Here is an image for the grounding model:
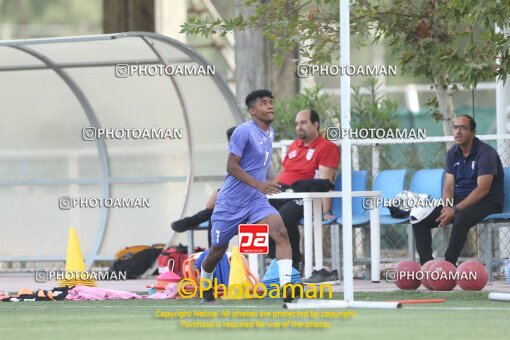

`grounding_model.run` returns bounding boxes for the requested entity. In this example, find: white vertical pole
[340,0,354,302]
[372,144,380,180]
[248,254,259,280]
[69,156,79,243]
[303,198,314,278]
[495,24,510,258]
[495,24,510,166]
[369,205,381,282]
[352,145,359,170]
[313,198,323,269]
[281,144,288,162]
